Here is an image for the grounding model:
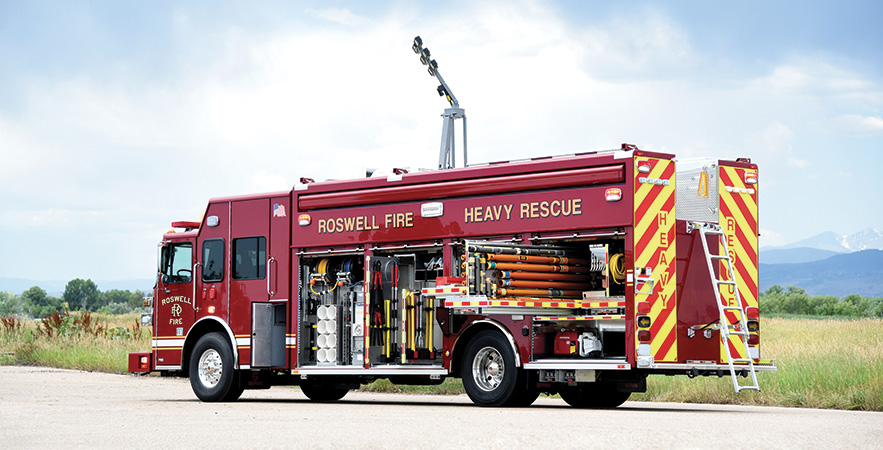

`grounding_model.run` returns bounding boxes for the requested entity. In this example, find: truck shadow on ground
[166,397,739,413]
